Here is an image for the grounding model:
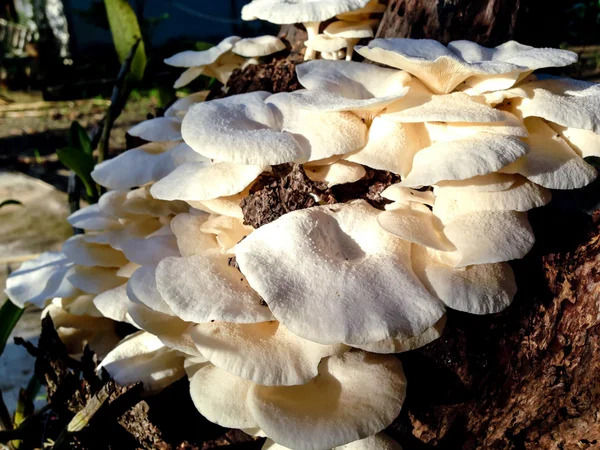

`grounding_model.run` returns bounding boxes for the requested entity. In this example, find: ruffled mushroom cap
[247,351,406,449]
[356,39,577,94]
[5,252,77,308]
[293,60,411,117]
[412,246,516,315]
[150,161,267,202]
[199,214,253,253]
[241,0,371,23]
[304,34,348,53]
[236,200,445,345]
[154,213,274,324]
[164,36,241,88]
[91,142,210,191]
[191,320,348,386]
[127,117,182,142]
[233,35,286,57]
[181,91,367,165]
[499,118,597,190]
[305,160,366,186]
[62,235,128,268]
[353,316,446,354]
[399,133,529,188]
[98,331,186,391]
[324,20,377,60]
